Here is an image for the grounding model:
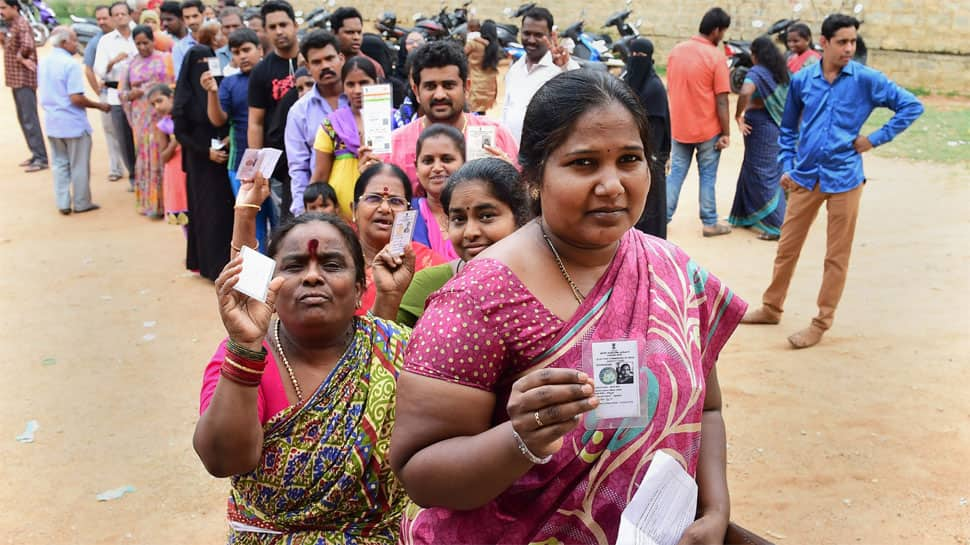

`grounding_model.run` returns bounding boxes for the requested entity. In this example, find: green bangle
[226,338,267,362]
